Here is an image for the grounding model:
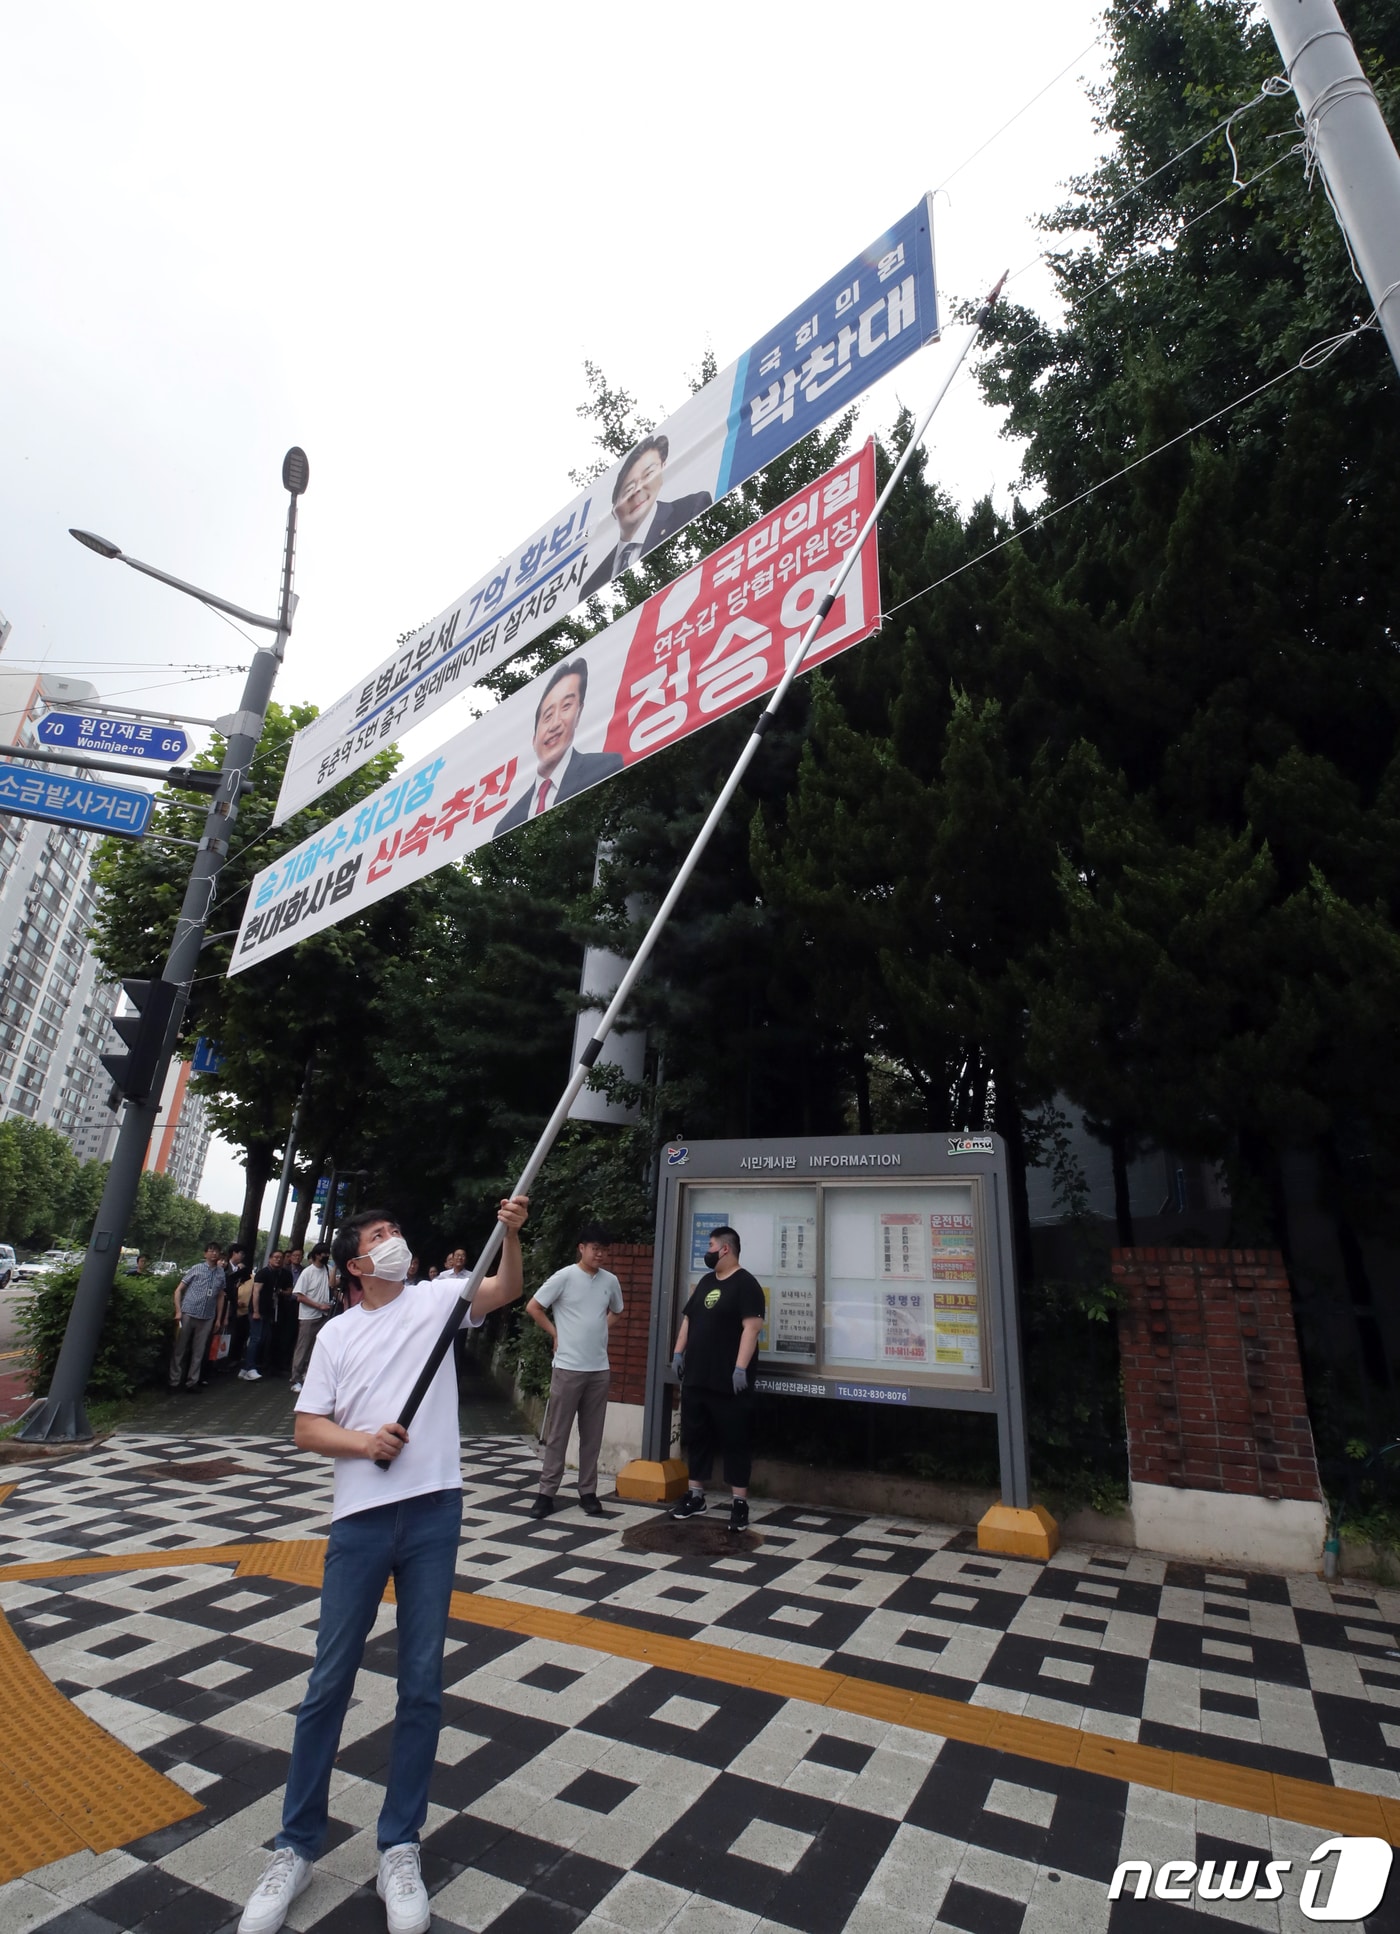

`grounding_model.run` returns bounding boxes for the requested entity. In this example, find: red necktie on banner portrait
[533,780,552,817]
